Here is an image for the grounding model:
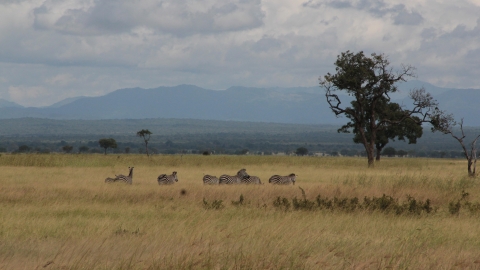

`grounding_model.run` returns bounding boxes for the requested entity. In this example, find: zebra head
[289,173,296,185]
[128,167,134,177]
[172,171,178,182]
[237,168,249,178]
